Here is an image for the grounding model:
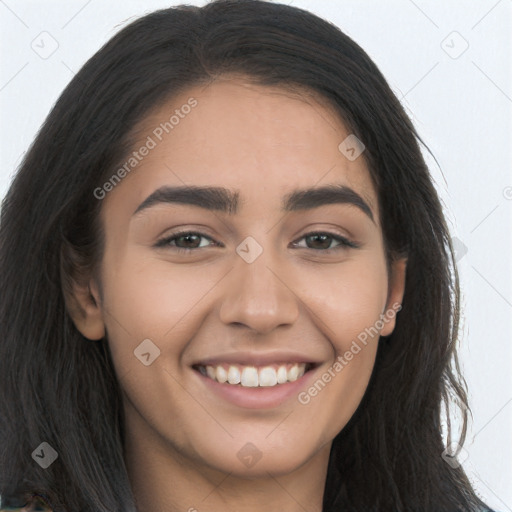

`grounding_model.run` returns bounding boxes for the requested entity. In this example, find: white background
[1,1,511,510]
